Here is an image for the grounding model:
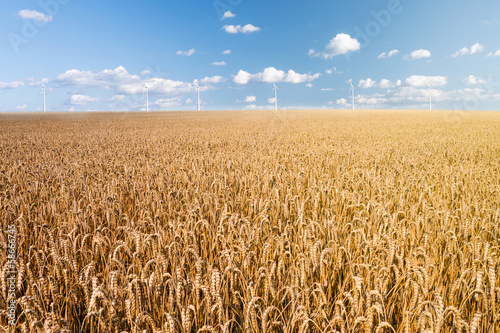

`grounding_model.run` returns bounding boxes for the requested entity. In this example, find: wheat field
[0,110,499,332]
